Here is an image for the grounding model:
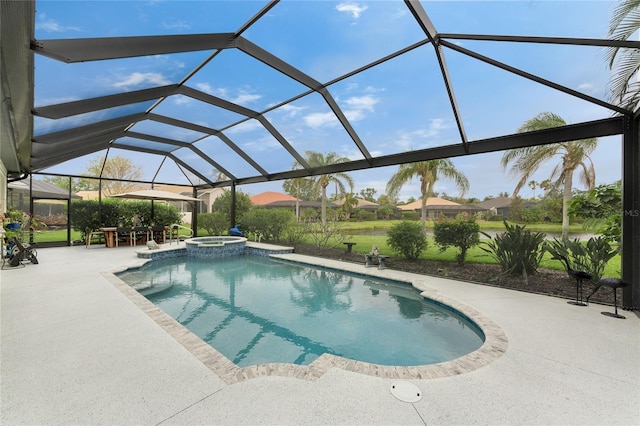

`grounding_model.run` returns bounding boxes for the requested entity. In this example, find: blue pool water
[117,256,484,368]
